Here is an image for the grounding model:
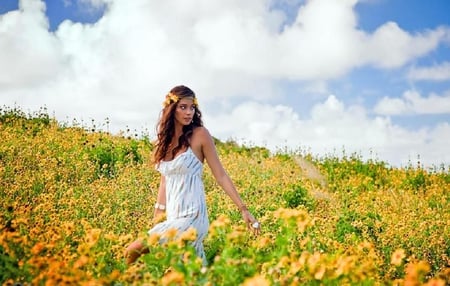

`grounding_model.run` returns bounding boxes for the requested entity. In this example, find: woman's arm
[153,175,166,219]
[198,127,260,234]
